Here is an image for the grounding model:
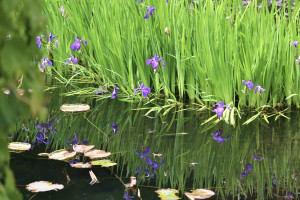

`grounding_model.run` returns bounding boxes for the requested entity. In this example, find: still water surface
[9,91,300,199]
